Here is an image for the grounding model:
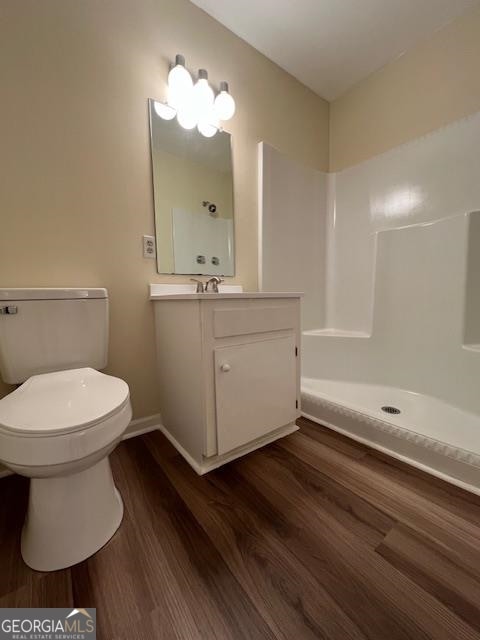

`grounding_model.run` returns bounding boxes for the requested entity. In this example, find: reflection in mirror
[149,99,235,275]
